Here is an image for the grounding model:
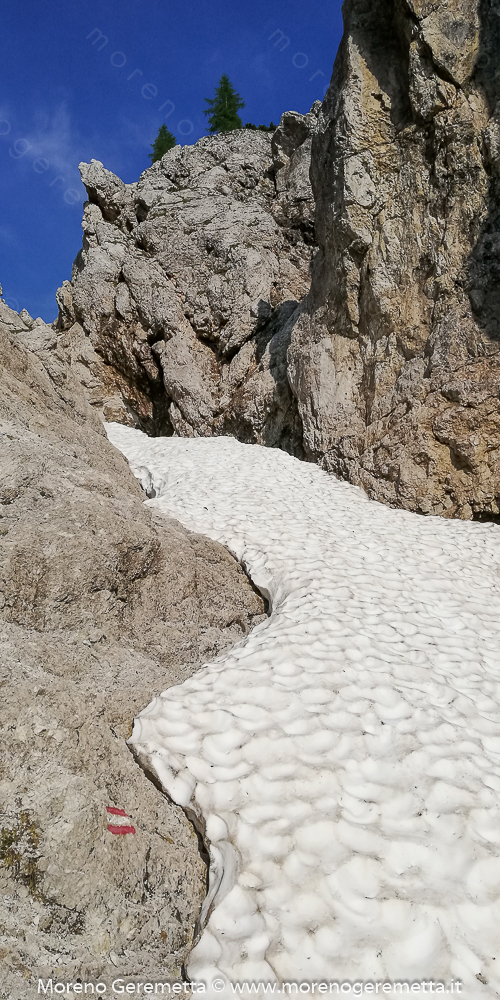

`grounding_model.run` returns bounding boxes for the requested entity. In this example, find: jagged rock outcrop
[58,39,500,519]
[288,0,500,518]
[0,301,265,995]
[56,106,320,453]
